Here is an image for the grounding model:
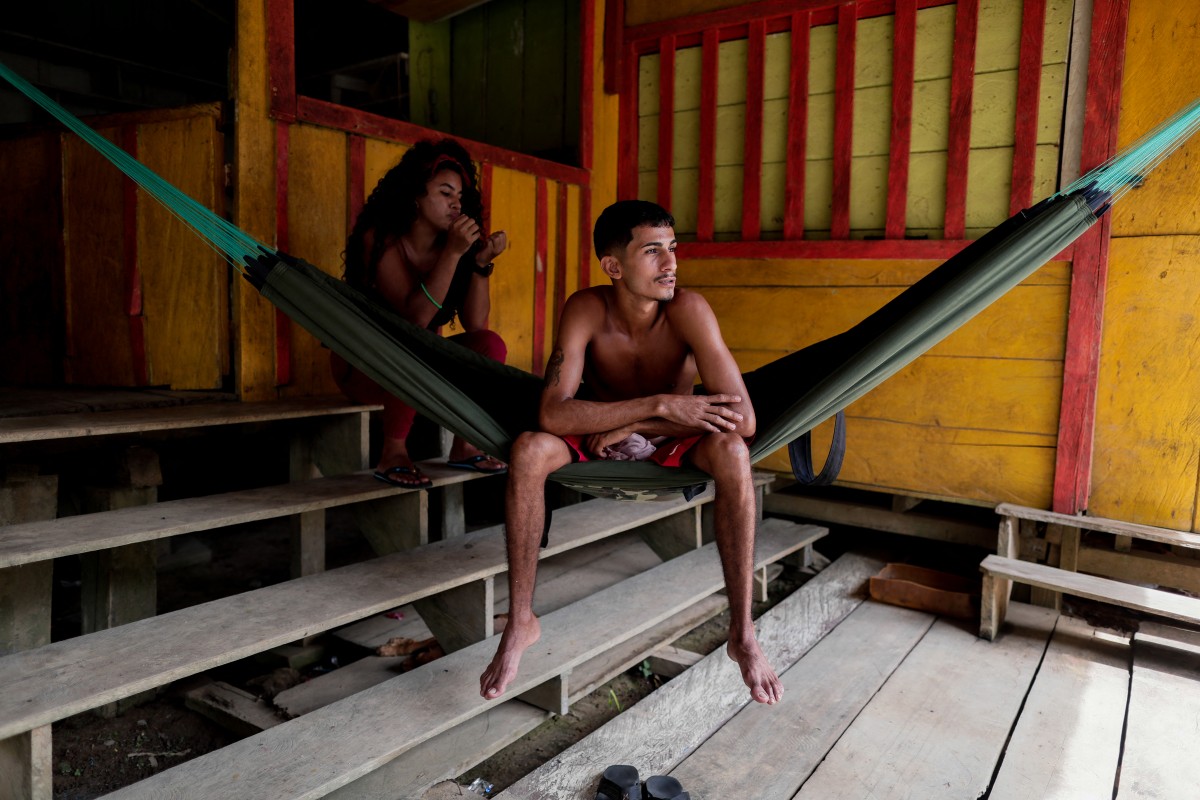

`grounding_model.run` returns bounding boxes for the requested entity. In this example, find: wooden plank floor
[501,590,1200,800]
